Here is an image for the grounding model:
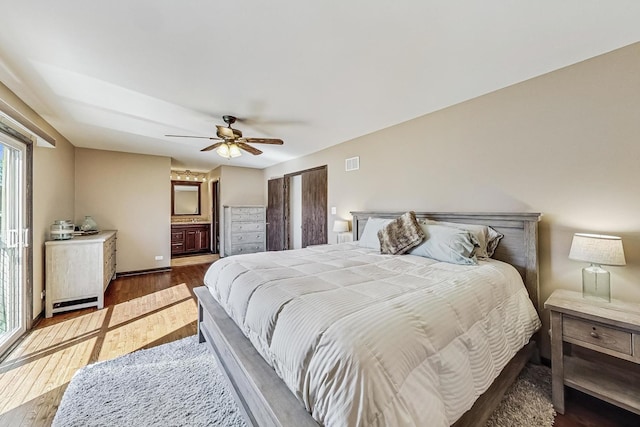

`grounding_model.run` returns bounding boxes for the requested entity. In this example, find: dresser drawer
[231,231,264,244]
[229,243,265,256]
[231,213,263,222]
[563,316,632,355]
[231,222,265,233]
[232,207,263,215]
